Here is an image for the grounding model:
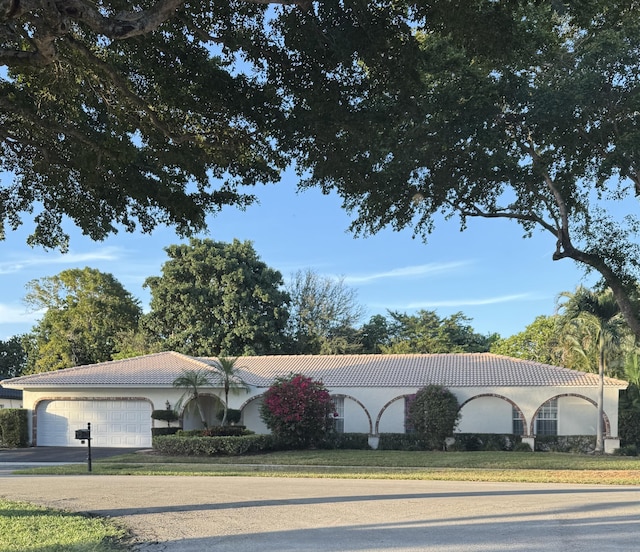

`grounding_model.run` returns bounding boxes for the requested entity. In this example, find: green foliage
[0,409,28,448]
[216,408,242,425]
[377,433,428,451]
[534,435,596,454]
[173,369,214,429]
[143,239,289,356]
[513,442,533,453]
[320,432,371,450]
[490,316,564,366]
[275,1,640,341]
[0,337,27,379]
[448,434,518,452]
[151,427,181,437]
[0,499,128,552]
[211,357,248,425]
[260,373,336,449]
[153,434,274,456]
[151,409,179,427]
[382,310,493,354]
[23,268,141,372]
[407,385,461,450]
